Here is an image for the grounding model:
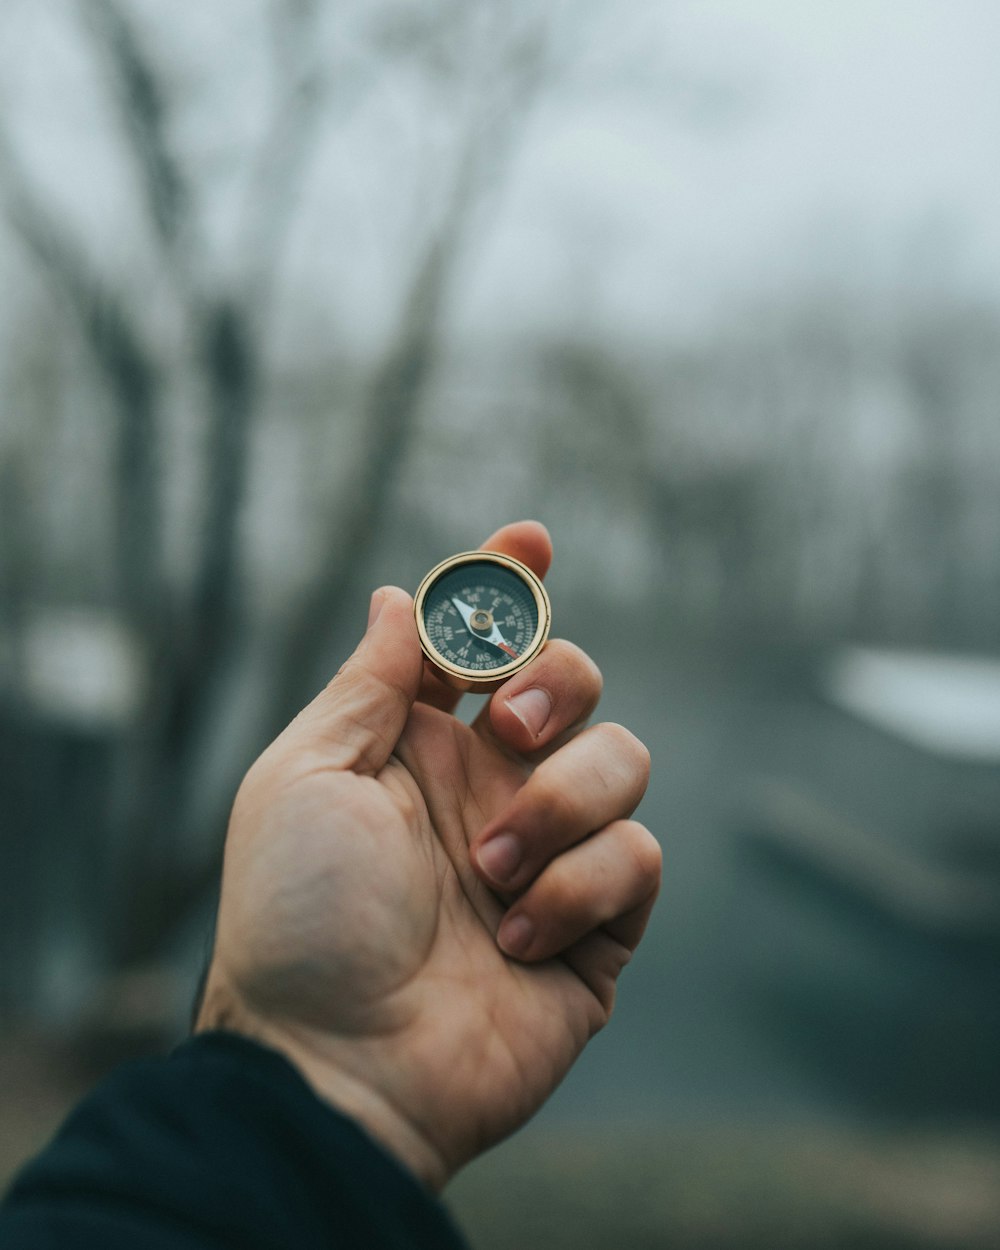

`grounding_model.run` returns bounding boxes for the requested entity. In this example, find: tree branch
[236,0,330,320]
[0,125,163,621]
[81,0,191,262]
